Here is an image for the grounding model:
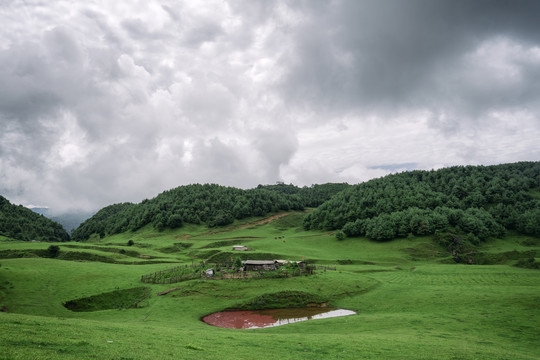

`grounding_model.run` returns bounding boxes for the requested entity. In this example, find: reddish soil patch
[202,308,356,329]
[203,310,277,329]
